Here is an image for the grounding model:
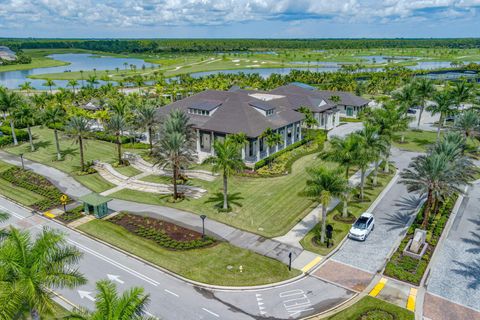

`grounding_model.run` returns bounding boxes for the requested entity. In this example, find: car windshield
[354,217,369,229]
